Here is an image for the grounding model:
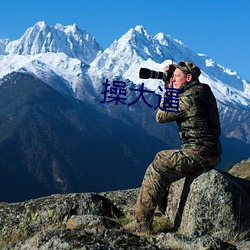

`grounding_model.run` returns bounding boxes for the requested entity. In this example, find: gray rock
[0,193,124,248]
[165,169,250,241]
[235,240,250,250]
[65,214,120,230]
[156,232,227,250]
[4,228,161,250]
[101,188,139,215]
